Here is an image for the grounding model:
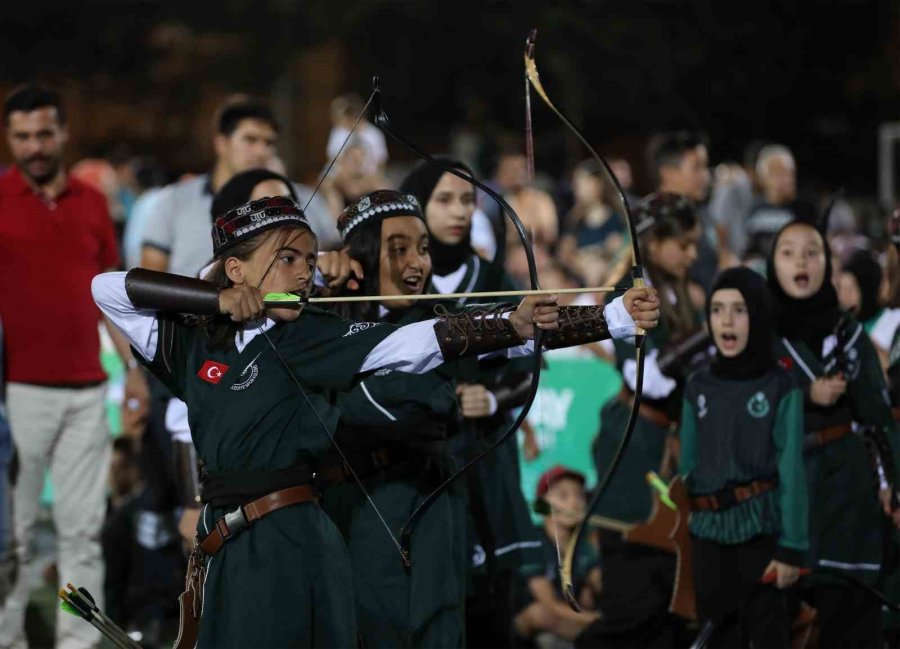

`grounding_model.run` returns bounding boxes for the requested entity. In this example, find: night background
[0,0,897,203]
